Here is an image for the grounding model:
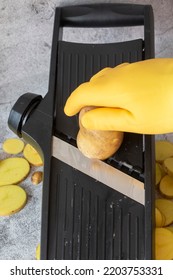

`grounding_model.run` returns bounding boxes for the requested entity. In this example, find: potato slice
[155,163,162,186]
[155,140,173,163]
[2,138,24,154]
[155,207,165,227]
[155,198,173,226]
[36,244,40,260]
[163,157,173,177]
[166,227,173,233]
[159,175,173,198]
[0,185,27,216]
[0,157,30,186]
[155,228,173,260]
[23,144,43,166]
[159,163,167,178]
